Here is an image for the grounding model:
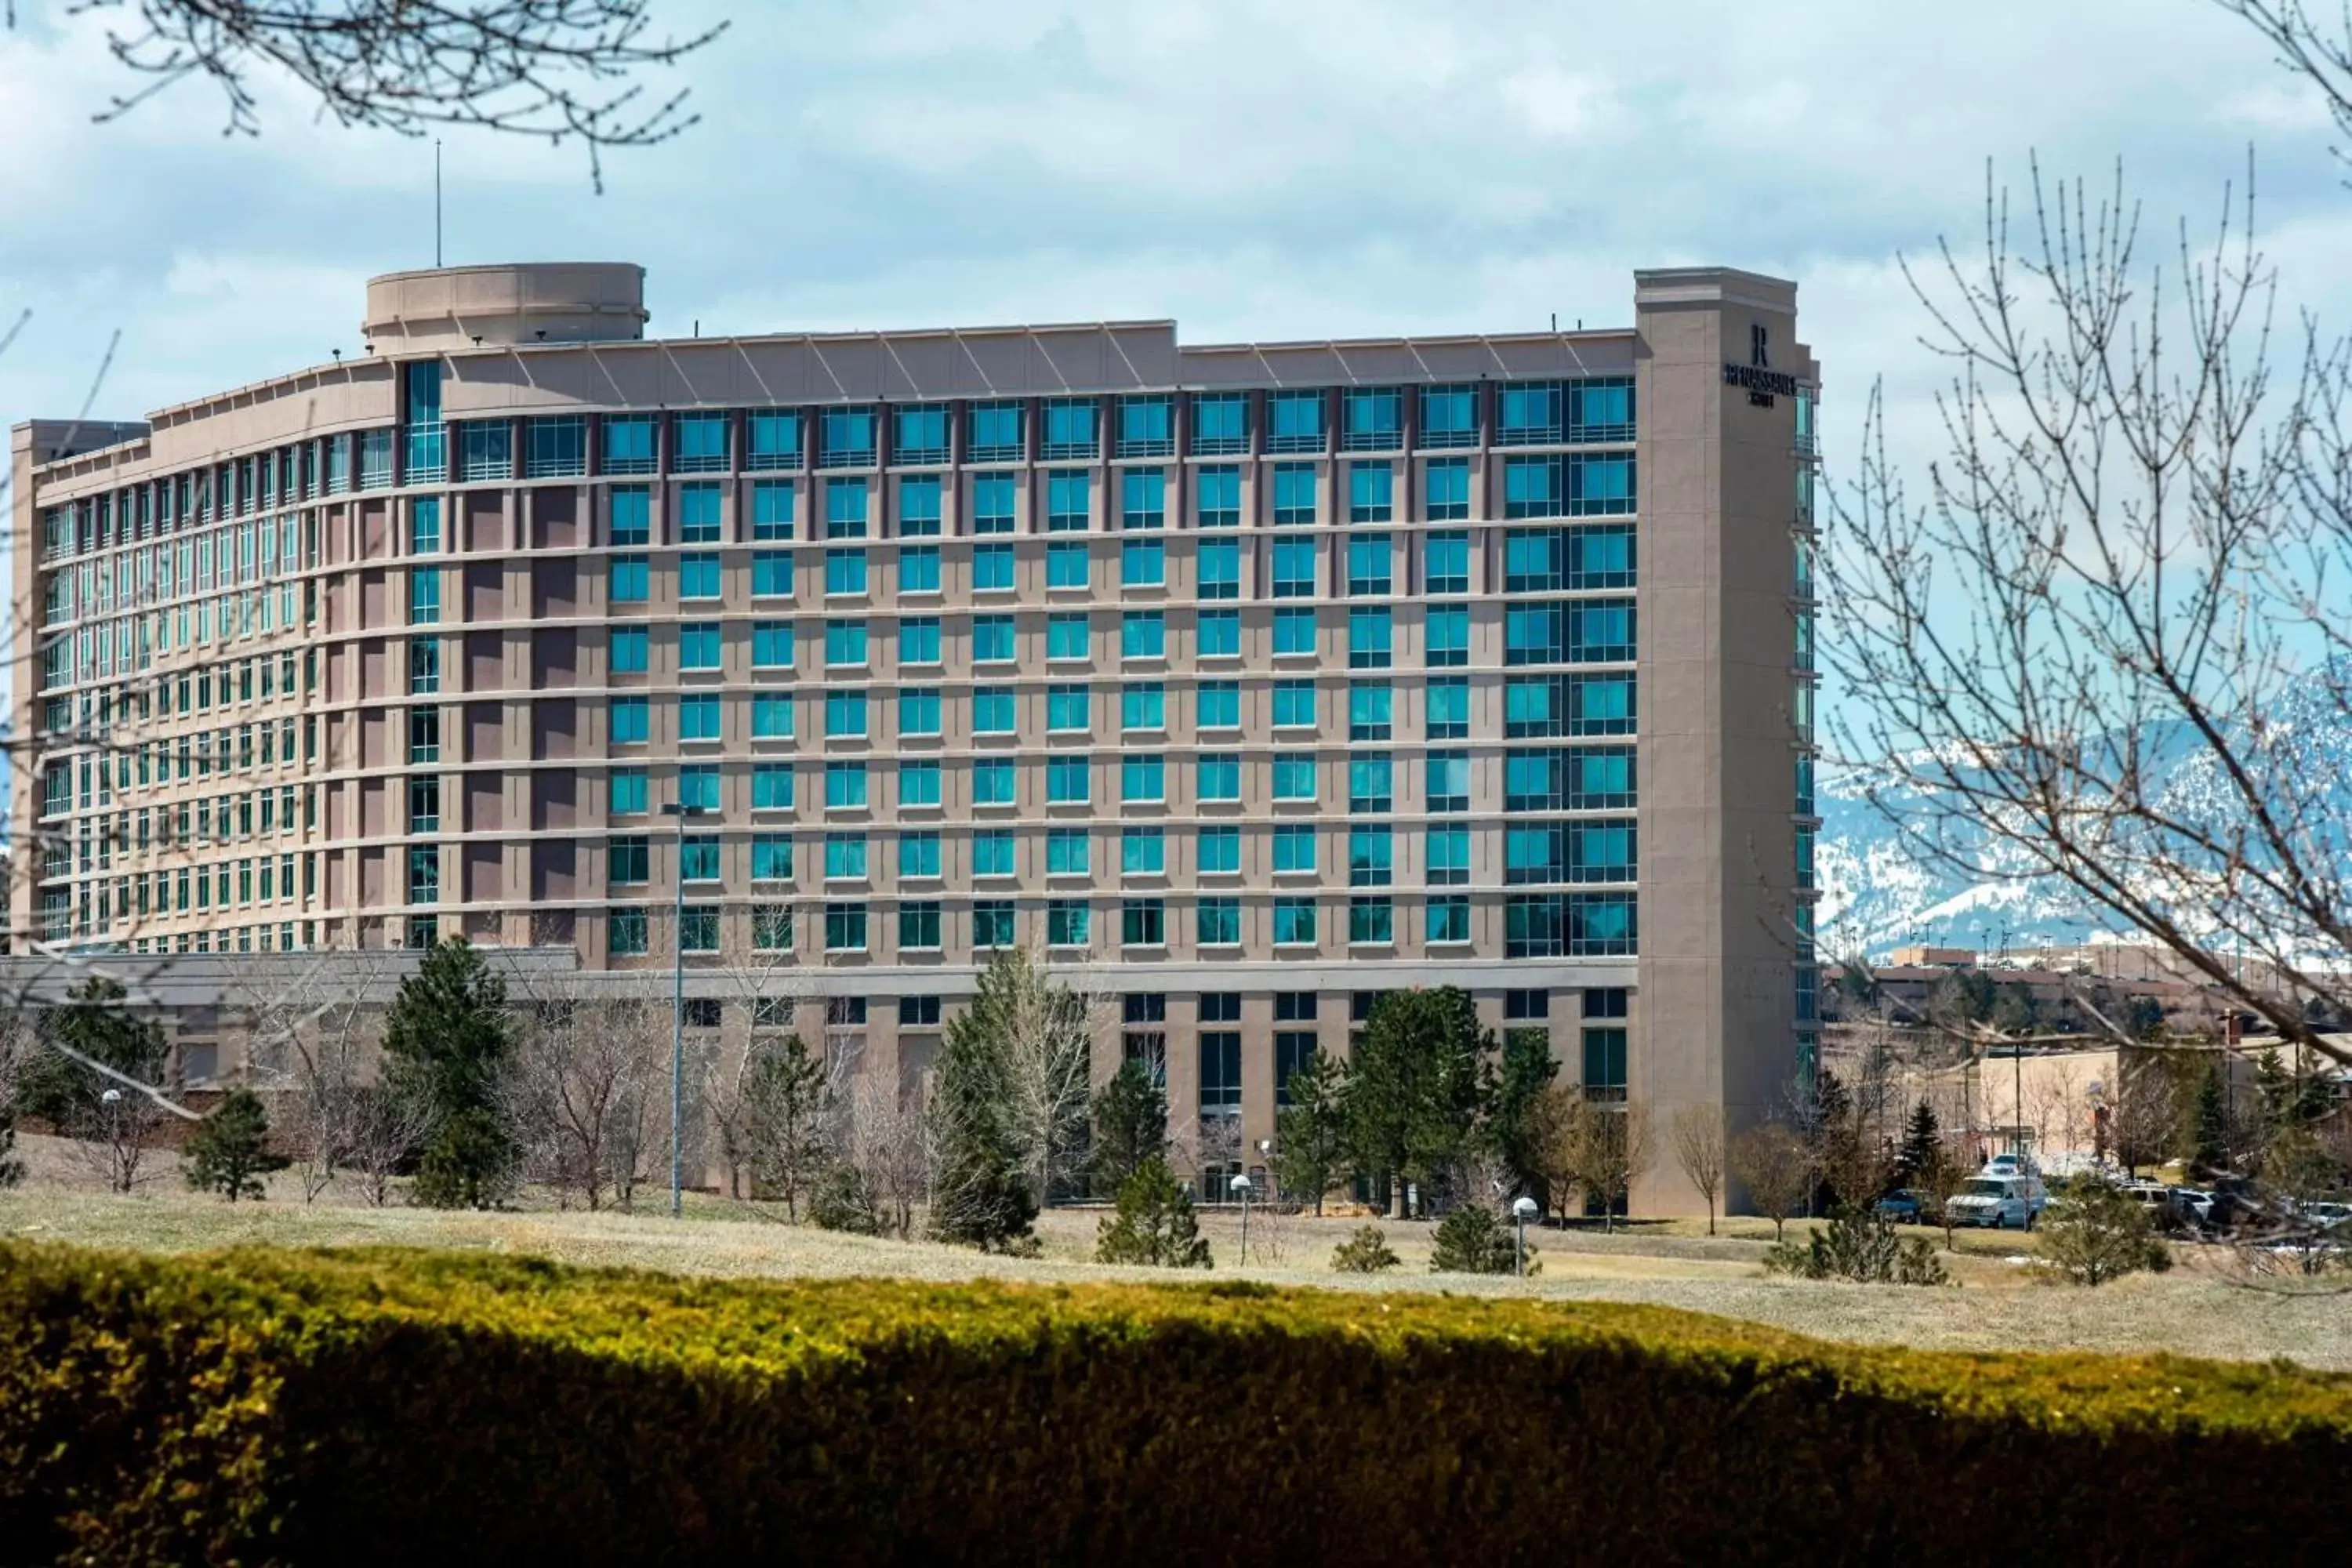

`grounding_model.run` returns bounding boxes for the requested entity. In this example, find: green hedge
[4,1243,2350,1565]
